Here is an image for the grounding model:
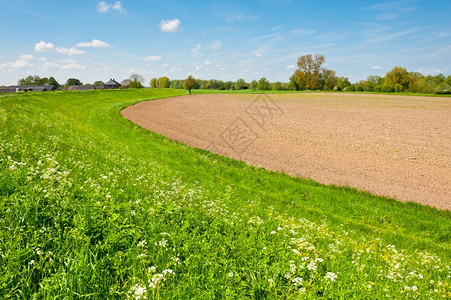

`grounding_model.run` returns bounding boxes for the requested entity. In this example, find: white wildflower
[292,277,303,286]
[228,272,234,278]
[307,261,317,271]
[137,240,147,247]
[324,272,337,281]
[172,256,181,265]
[156,238,168,247]
[129,283,147,299]
[162,269,174,276]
